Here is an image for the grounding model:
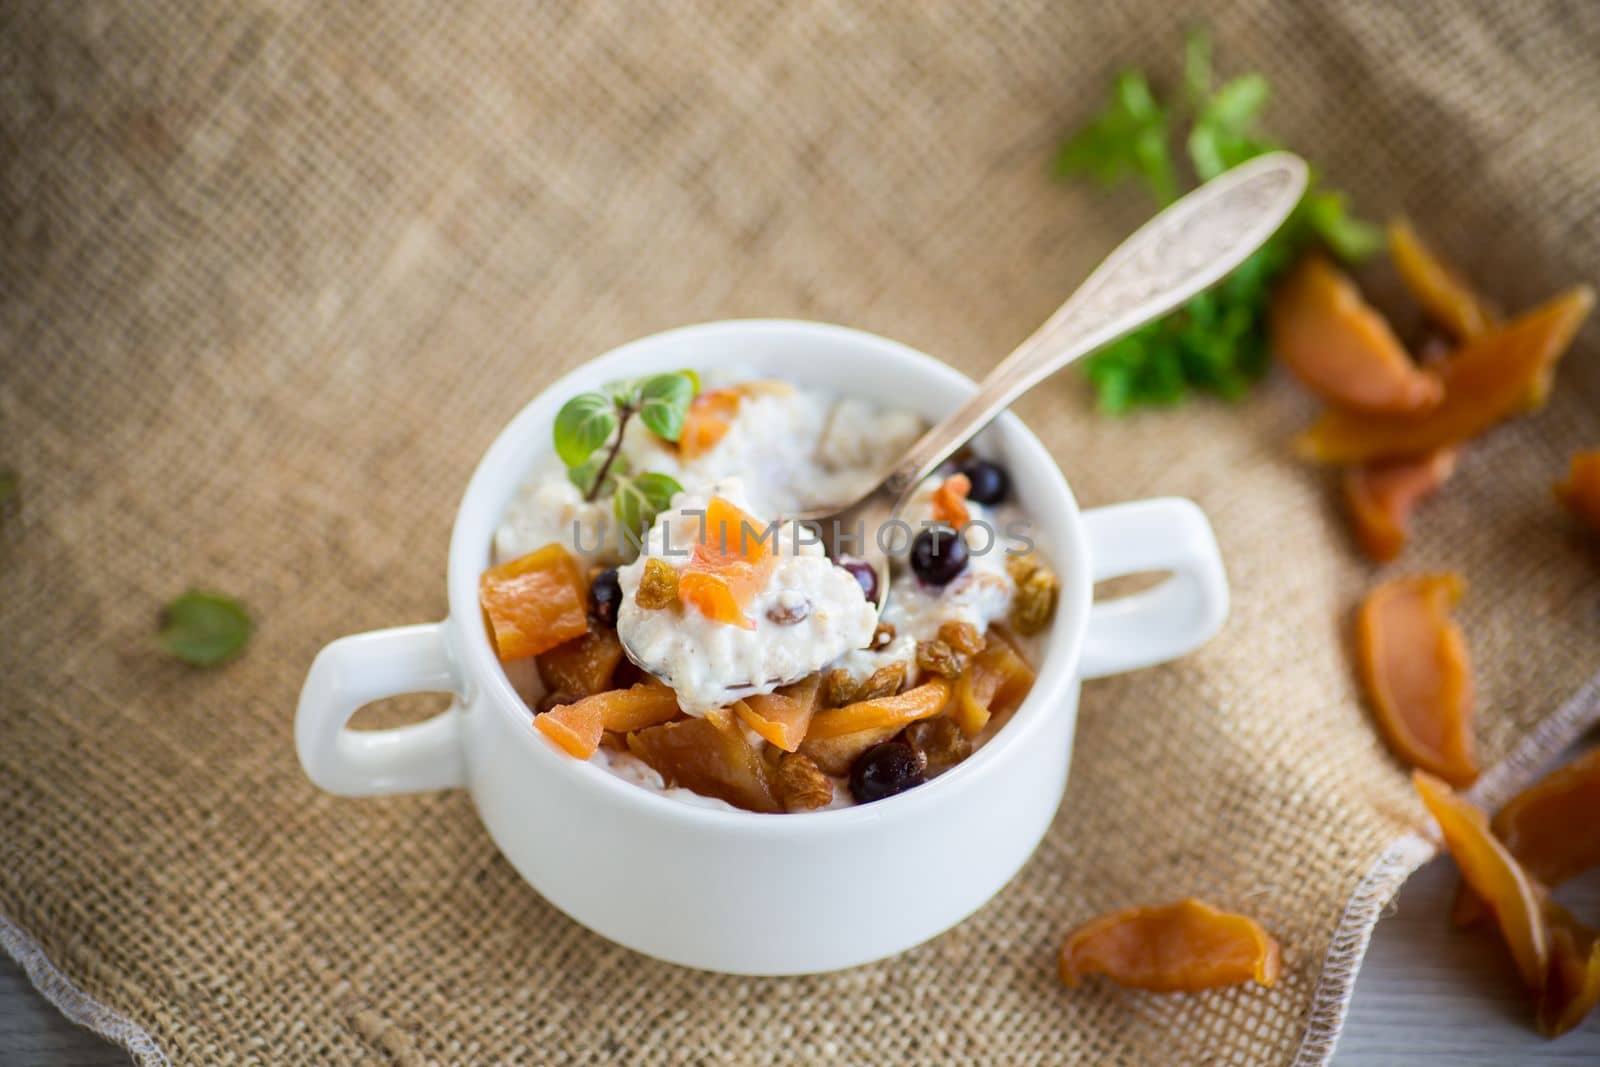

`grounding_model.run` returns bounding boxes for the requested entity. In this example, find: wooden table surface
[3,857,1595,1064]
